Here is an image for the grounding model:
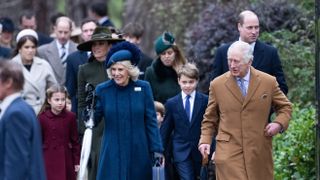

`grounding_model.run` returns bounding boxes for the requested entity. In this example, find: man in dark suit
[88,2,114,27]
[161,63,209,180]
[0,61,46,180]
[211,10,288,95]
[19,11,53,46]
[0,45,10,59]
[0,24,11,58]
[65,19,97,113]
[122,22,153,79]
